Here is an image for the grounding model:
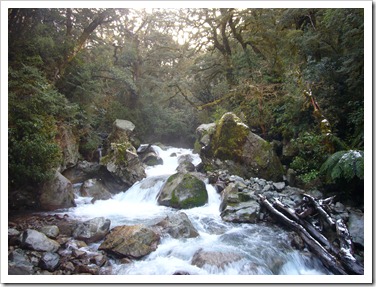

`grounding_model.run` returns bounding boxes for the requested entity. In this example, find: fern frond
[320,150,364,183]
